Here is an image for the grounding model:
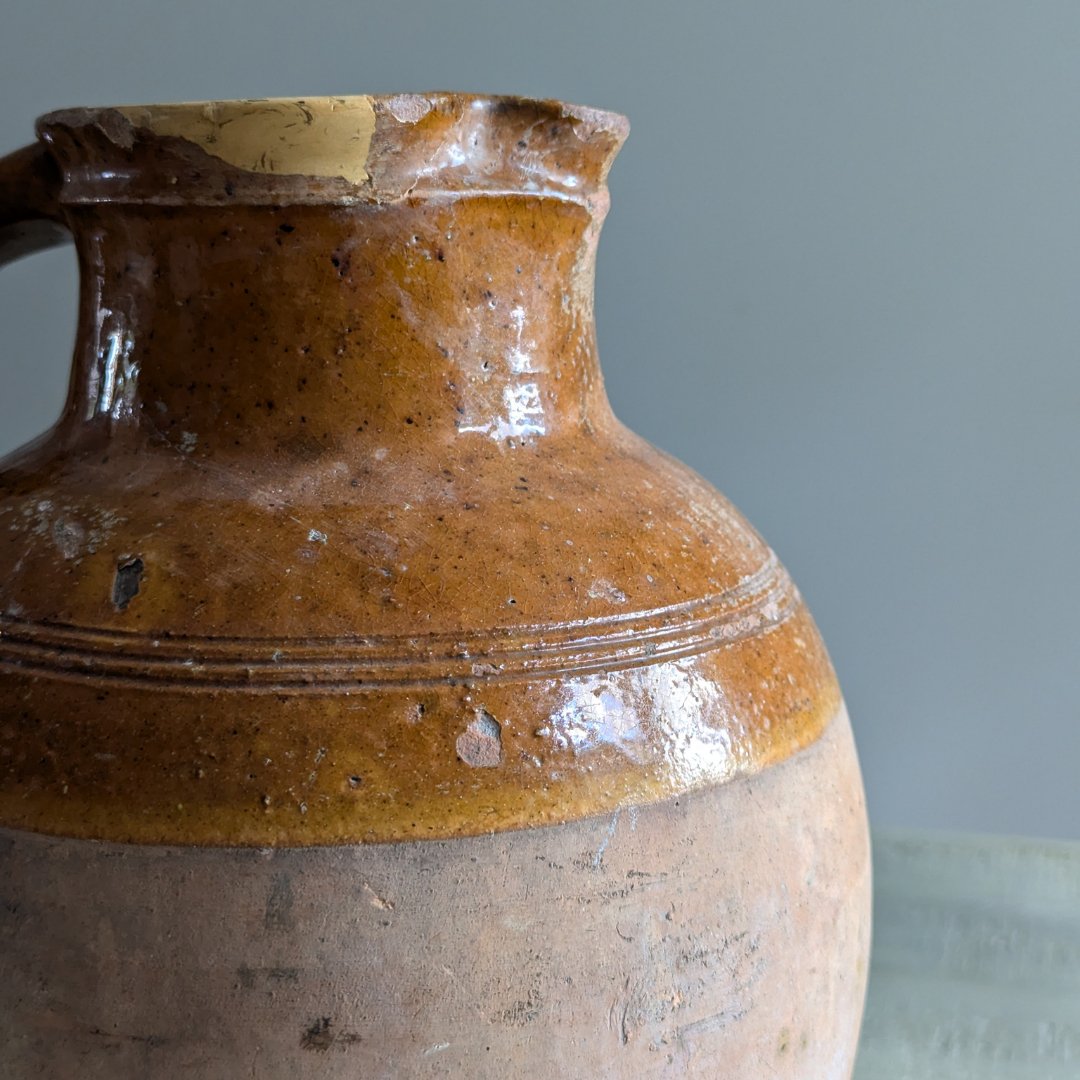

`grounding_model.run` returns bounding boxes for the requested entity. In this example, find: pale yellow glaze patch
[115,97,376,183]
